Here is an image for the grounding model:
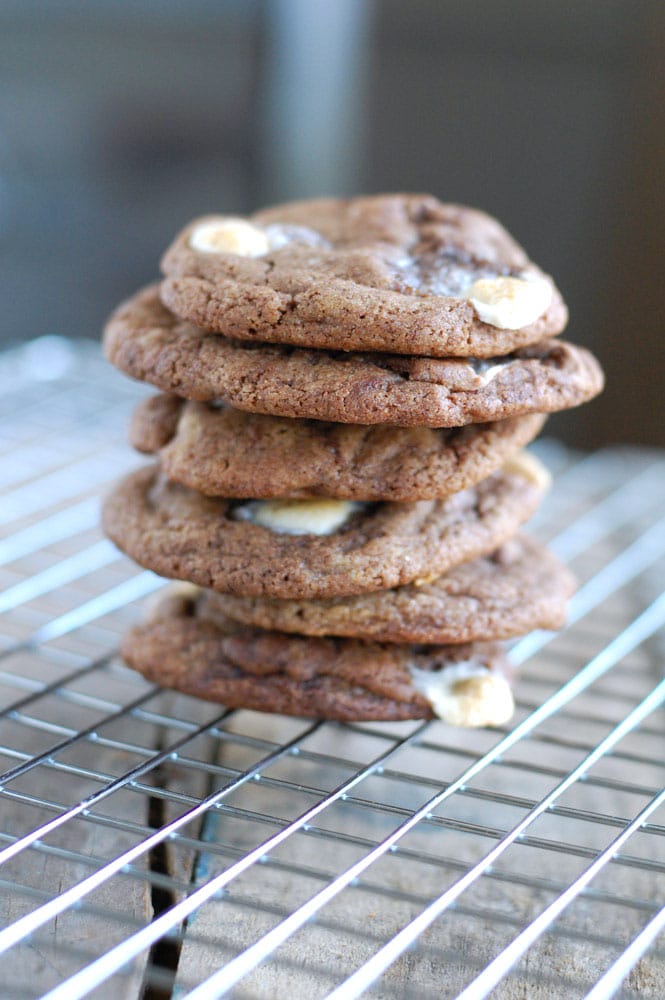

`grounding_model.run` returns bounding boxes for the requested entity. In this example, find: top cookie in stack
[103,194,603,727]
